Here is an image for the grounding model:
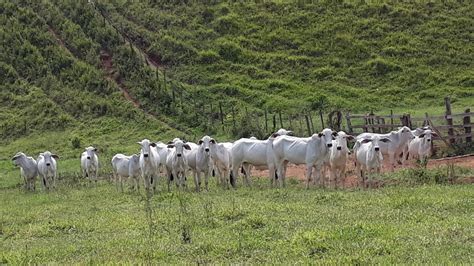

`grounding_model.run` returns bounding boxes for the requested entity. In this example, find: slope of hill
[1,0,473,149]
